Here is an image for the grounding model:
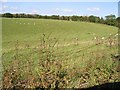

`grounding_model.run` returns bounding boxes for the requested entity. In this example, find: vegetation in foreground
[2,33,120,89]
